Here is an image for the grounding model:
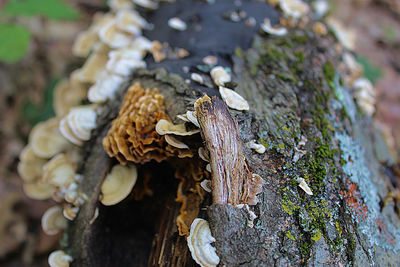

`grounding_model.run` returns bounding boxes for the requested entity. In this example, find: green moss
[311,230,322,242]
[286,231,296,241]
[323,62,335,86]
[235,47,243,58]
